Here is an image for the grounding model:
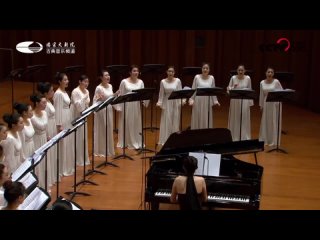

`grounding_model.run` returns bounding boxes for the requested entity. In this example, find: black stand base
[136,147,155,155]
[75,179,98,186]
[86,169,106,176]
[267,147,288,154]
[65,191,90,201]
[96,161,119,168]
[113,153,134,161]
